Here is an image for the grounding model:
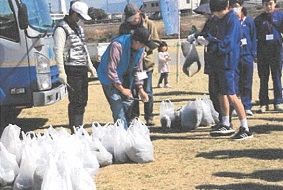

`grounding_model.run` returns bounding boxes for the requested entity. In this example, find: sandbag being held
[181,42,201,77]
